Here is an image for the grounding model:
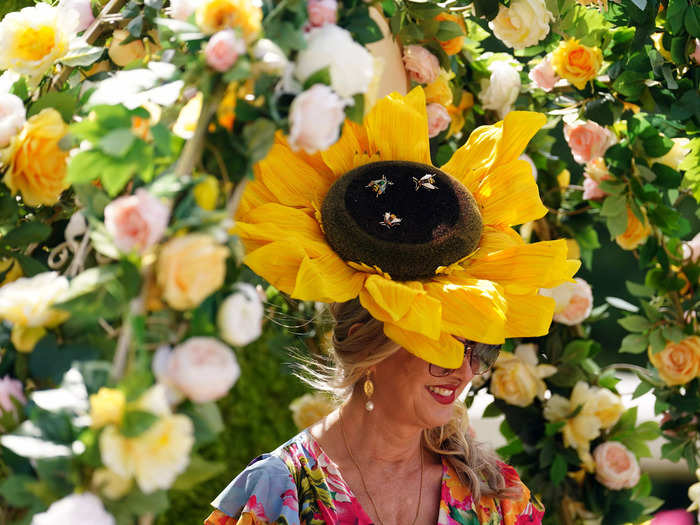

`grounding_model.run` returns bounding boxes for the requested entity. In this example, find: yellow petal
[235,203,324,252]
[503,291,555,338]
[321,120,370,177]
[474,159,548,226]
[293,250,366,302]
[243,241,306,295]
[383,324,464,368]
[235,179,278,221]
[425,278,507,344]
[359,275,442,339]
[365,88,431,164]
[495,111,546,166]
[462,239,580,289]
[11,325,46,353]
[478,225,524,256]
